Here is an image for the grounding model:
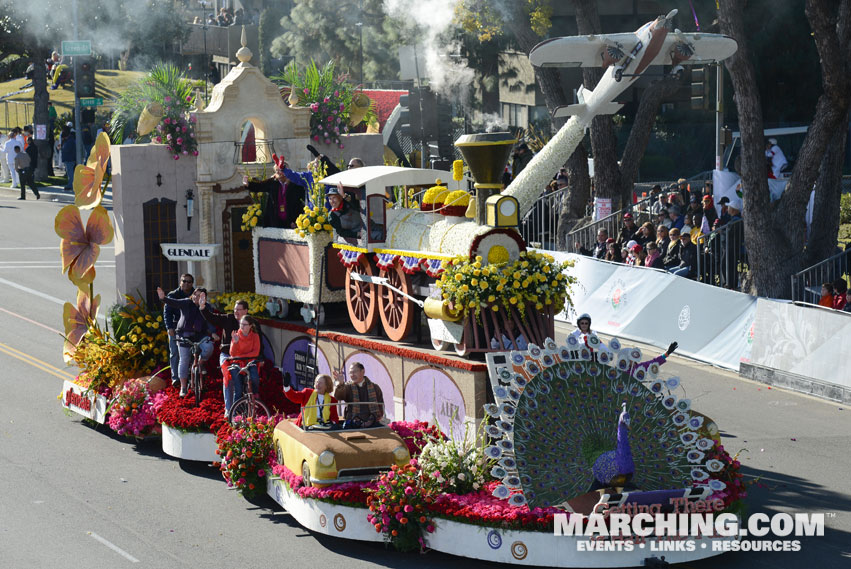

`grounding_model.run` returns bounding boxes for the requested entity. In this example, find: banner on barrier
[749,298,851,389]
[546,252,757,371]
